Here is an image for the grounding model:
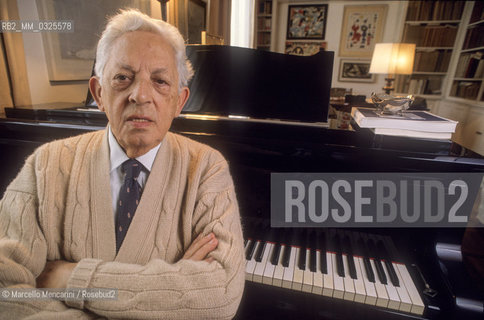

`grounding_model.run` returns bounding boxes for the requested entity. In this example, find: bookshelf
[255,0,273,51]
[395,1,465,98]
[448,1,484,105]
